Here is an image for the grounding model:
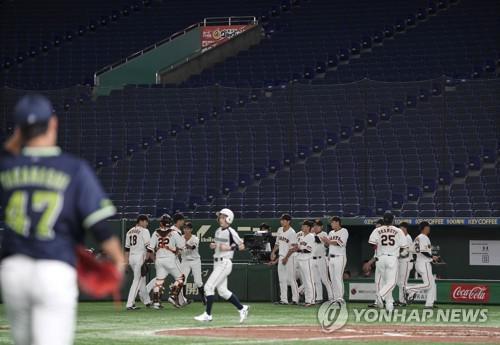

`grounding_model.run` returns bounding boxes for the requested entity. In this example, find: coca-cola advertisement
[450,284,490,303]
